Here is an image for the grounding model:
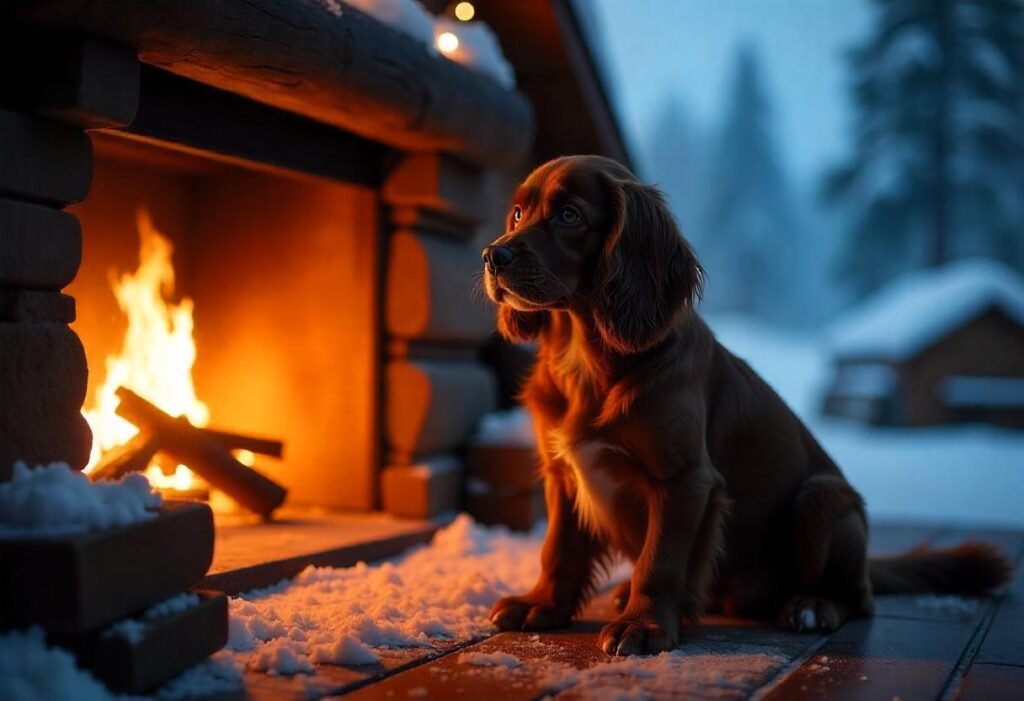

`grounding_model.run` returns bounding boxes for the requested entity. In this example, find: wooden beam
[6,0,534,169]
